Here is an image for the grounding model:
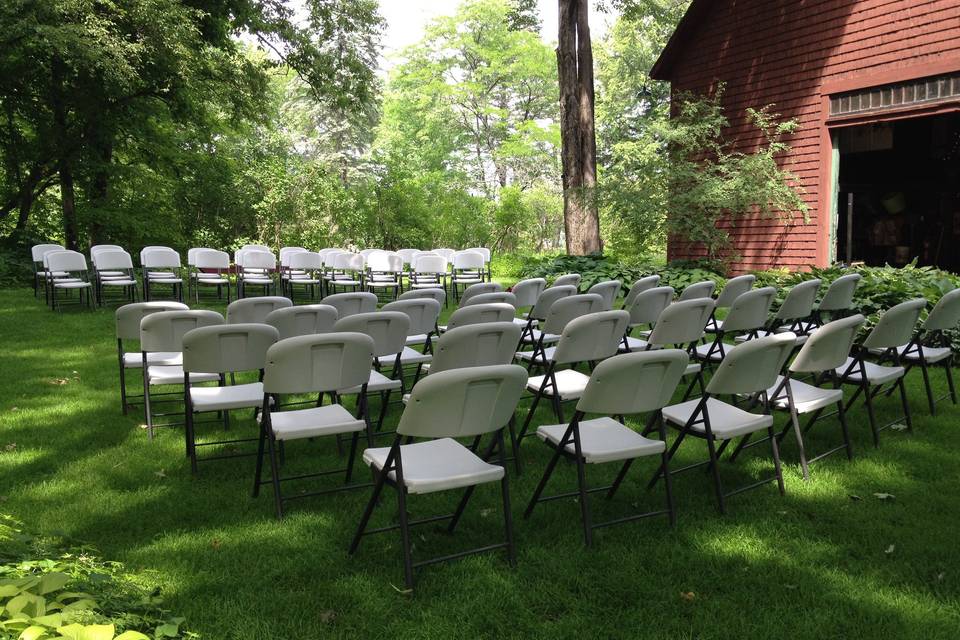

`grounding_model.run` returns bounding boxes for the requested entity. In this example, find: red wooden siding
[654,0,960,273]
